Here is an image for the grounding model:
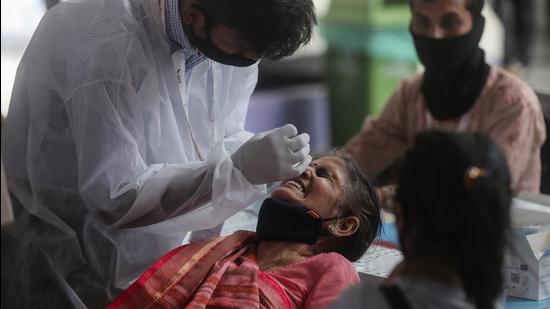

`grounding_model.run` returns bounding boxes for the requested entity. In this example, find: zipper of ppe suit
[174,52,205,162]
[160,0,205,161]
